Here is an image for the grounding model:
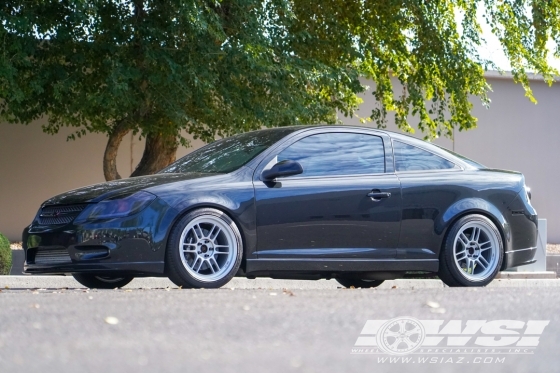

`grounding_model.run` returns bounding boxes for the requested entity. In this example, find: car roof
[281,124,481,169]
